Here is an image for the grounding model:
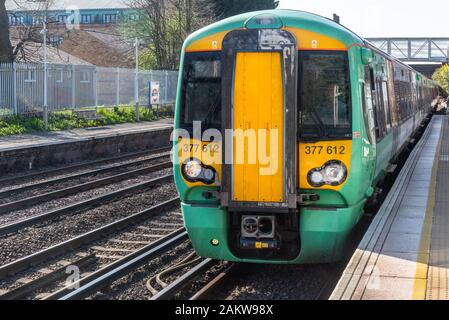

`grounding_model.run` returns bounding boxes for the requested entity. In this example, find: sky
[278,0,449,38]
